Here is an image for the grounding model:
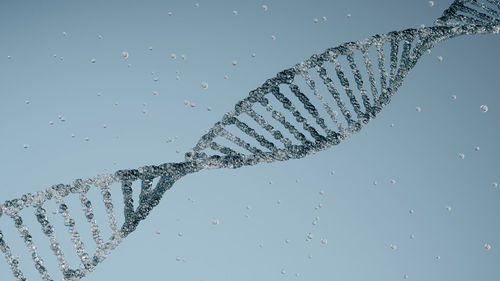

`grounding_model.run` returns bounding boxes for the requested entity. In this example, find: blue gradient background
[1,0,499,280]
